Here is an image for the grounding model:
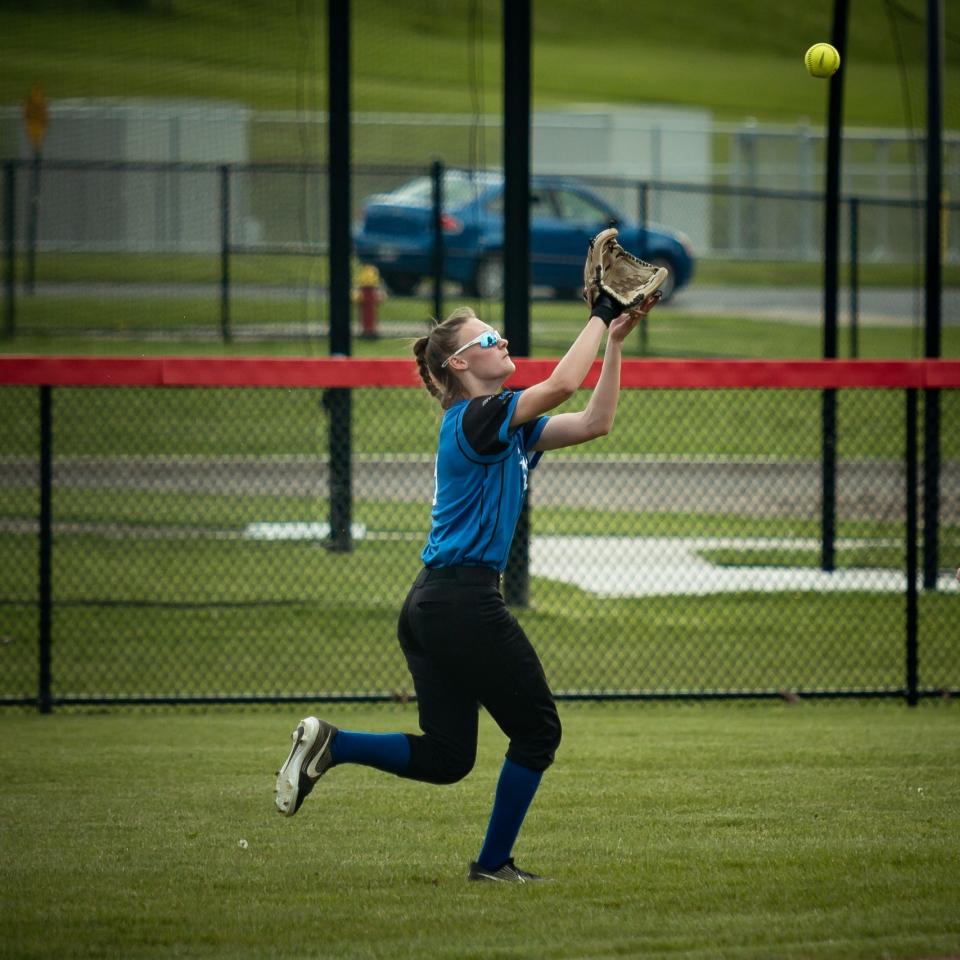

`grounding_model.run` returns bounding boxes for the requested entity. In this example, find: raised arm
[532,294,659,451]
[510,223,664,429]
[508,314,609,428]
